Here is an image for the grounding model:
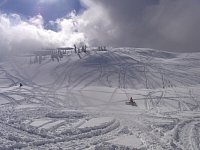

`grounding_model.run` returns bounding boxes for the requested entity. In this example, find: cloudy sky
[0,0,200,55]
